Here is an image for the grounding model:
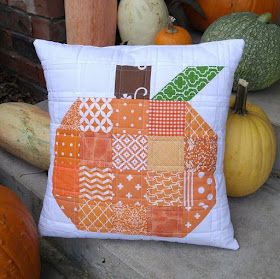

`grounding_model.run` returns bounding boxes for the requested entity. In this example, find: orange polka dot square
[55,128,81,160]
[111,99,149,135]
